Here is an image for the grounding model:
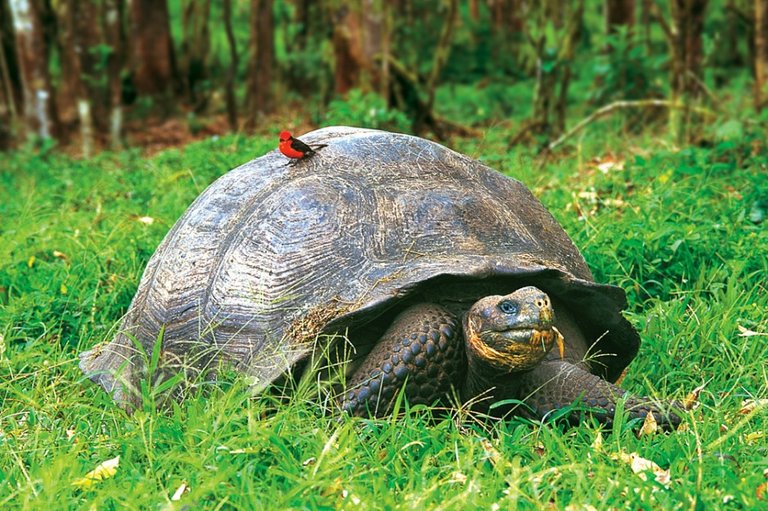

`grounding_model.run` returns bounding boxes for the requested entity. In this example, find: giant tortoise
[80,126,679,426]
